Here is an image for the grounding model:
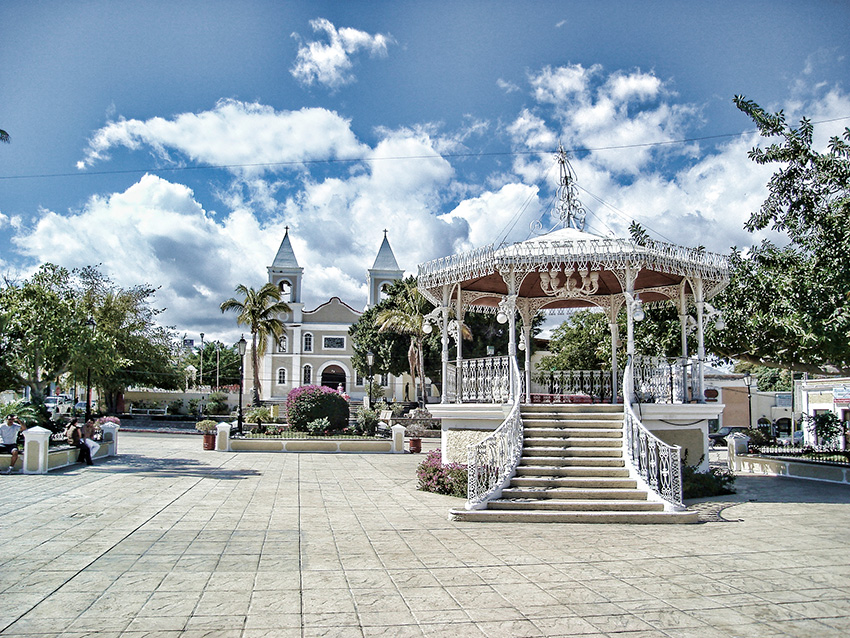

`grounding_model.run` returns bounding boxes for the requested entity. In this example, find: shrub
[167,399,184,415]
[416,449,468,498]
[195,419,218,433]
[285,385,349,432]
[306,417,331,436]
[807,412,842,446]
[745,427,773,446]
[356,406,379,436]
[682,459,736,499]
[206,391,229,415]
[245,406,271,424]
